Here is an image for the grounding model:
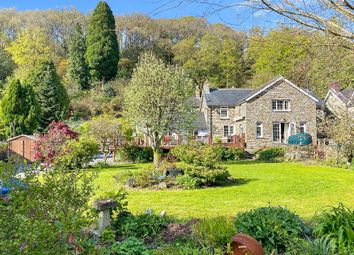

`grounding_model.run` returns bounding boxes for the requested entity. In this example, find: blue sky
[0,0,282,31]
